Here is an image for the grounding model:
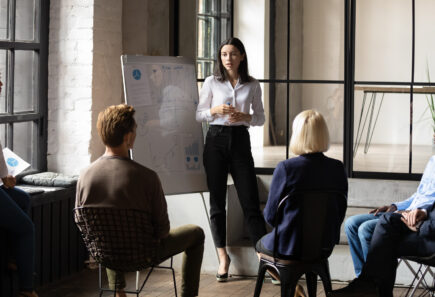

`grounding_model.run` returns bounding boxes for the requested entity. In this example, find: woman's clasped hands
[211,103,252,123]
